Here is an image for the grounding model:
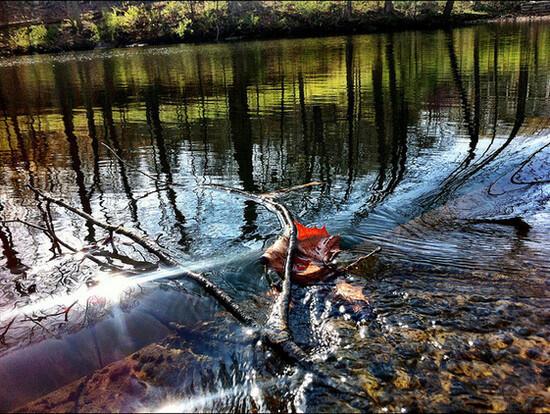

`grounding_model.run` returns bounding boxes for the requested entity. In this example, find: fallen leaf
[334,281,368,304]
[260,221,341,284]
